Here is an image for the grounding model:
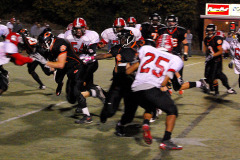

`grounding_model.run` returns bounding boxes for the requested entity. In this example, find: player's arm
[94,53,113,60]
[126,62,139,74]
[213,45,223,57]
[7,53,34,66]
[46,53,67,69]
